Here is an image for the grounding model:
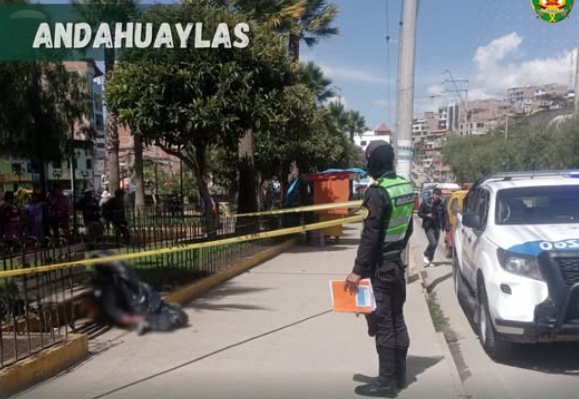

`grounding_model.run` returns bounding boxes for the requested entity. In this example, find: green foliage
[106,1,299,201]
[0,62,83,163]
[442,116,579,183]
[298,61,335,104]
[14,186,31,208]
